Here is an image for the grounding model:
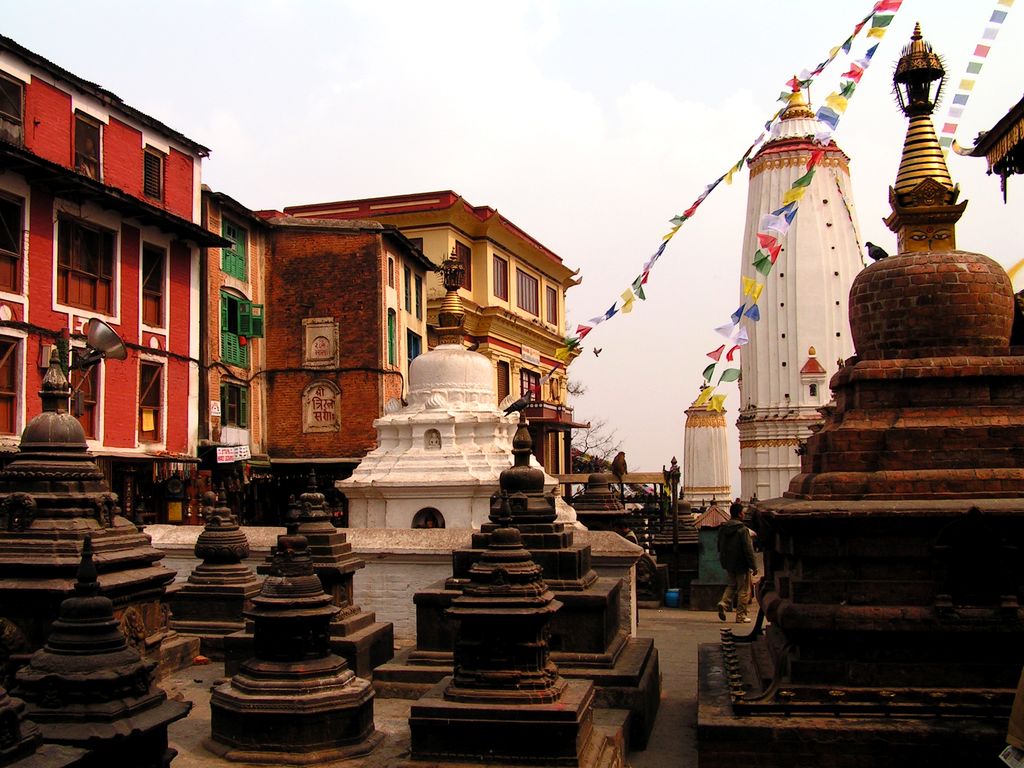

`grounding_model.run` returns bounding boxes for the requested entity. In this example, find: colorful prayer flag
[707,345,725,362]
[744,304,761,321]
[702,363,716,382]
[694,386,714,407]
[718,368,741,383]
